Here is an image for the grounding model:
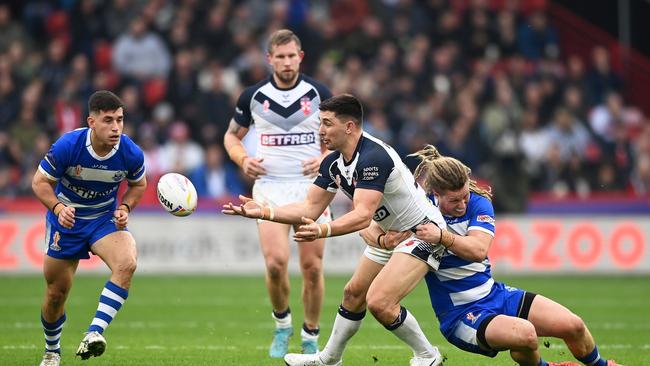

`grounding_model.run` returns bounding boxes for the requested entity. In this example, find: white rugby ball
[157,173,198,217]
